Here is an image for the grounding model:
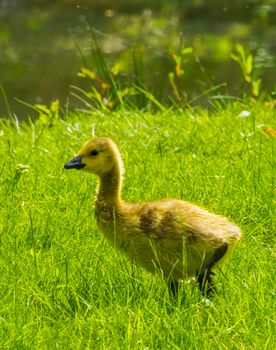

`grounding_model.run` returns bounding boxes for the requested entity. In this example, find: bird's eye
[90,150,98,156]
